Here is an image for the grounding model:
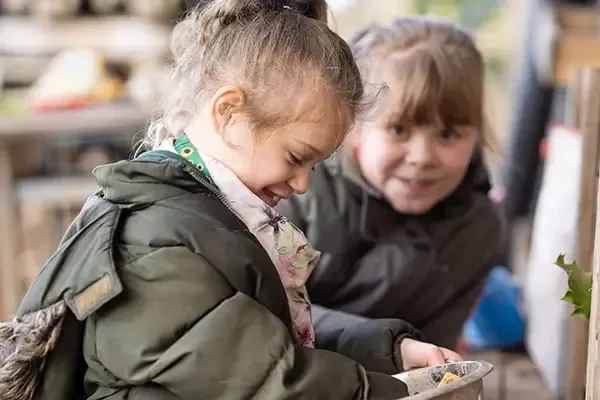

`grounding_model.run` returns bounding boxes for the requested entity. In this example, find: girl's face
[356,120,477,214]
[230,120,340,207]
[191,86,342,207]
